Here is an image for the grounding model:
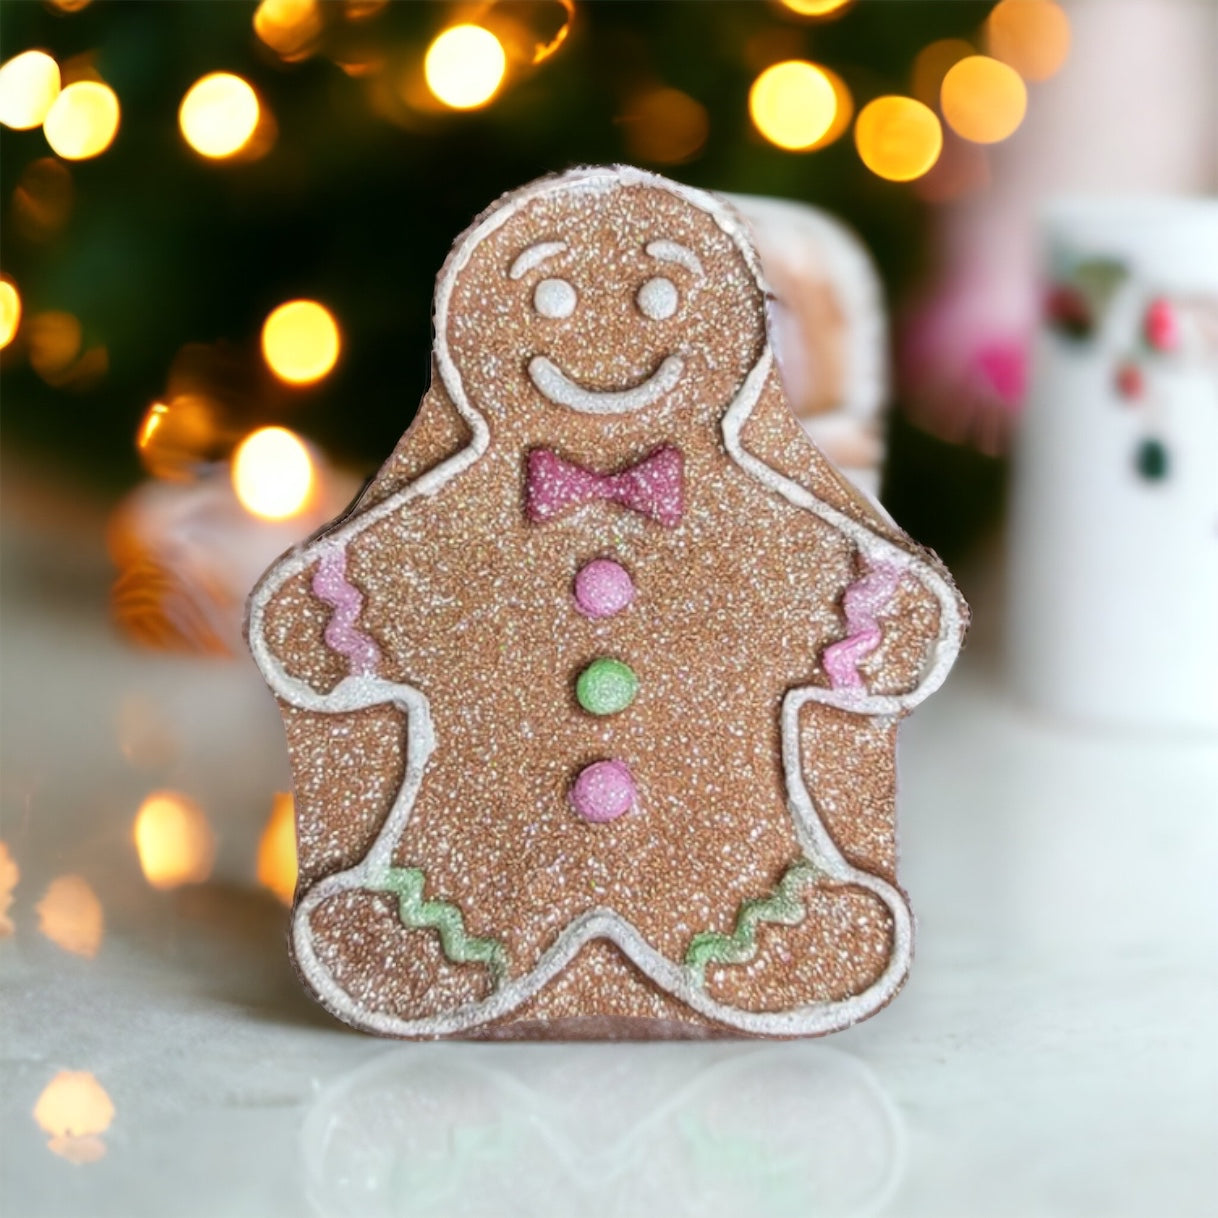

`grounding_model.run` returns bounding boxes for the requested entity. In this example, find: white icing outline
[509,240,567,280]
[528,353,685,414]
[645,239,705,277]
[246,165,965,1039]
